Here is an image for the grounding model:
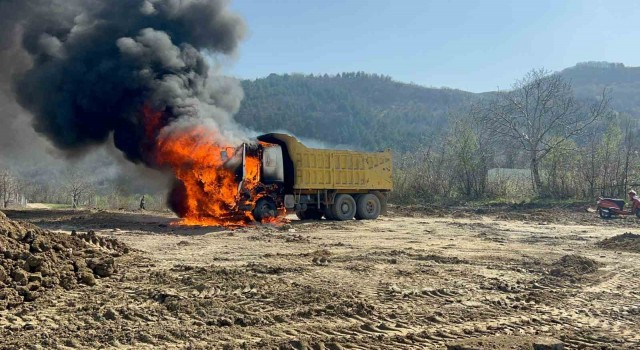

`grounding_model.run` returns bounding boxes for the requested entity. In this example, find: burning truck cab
[224,133,393,222]
[222,141,286,221]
